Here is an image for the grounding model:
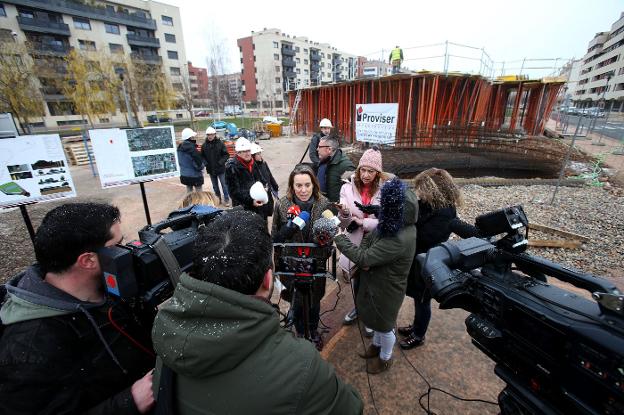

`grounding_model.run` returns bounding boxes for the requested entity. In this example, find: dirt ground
[0,133,619,414]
